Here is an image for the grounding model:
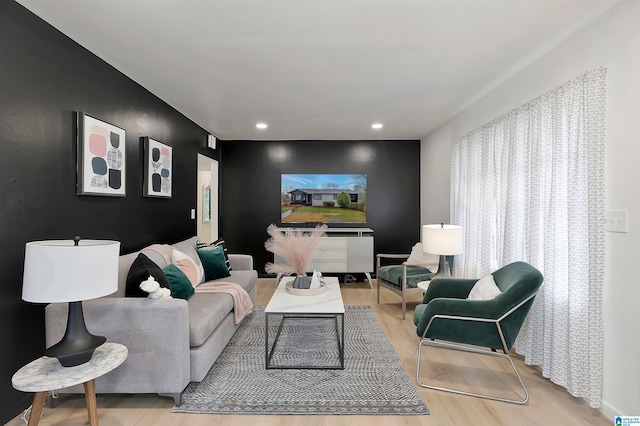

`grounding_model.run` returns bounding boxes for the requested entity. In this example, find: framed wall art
[77,112,126,196]
[203,183,211,222]
[143,137,172,198]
